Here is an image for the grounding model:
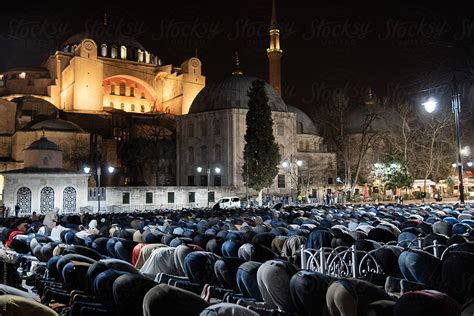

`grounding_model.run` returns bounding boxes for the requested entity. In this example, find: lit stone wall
[177,109,297,195]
